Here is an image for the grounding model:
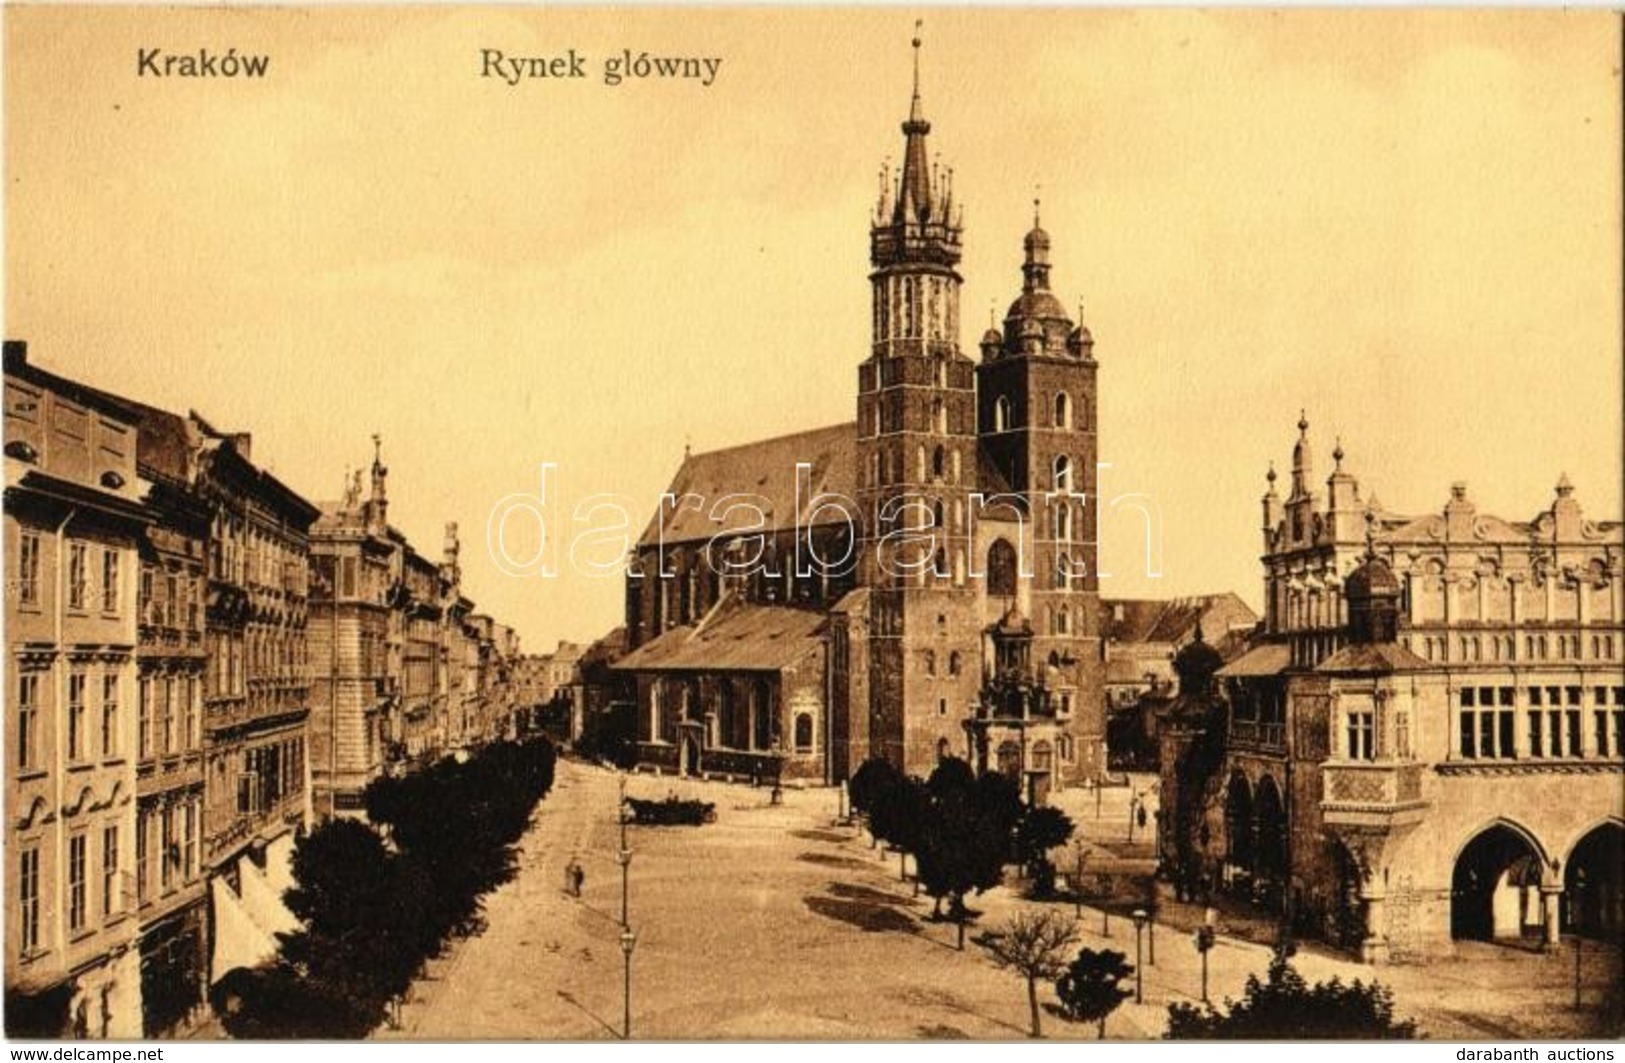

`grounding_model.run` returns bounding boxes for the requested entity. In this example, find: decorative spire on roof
[1291,411,1314,497]
[896,22,934,224]
[1556,471,1574,498]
